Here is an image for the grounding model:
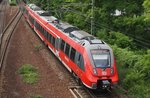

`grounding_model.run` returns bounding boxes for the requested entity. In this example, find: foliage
[97,31,133,48]
[18,64,38,84]
[112,45,150,98]
[134,50,150,80]
[143,0,150,22]
[9,0,16,5]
